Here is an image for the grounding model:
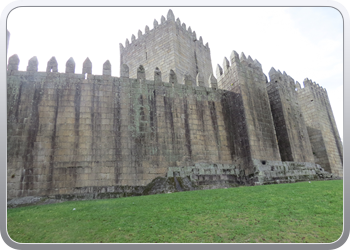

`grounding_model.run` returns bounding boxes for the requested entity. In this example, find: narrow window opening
[50,66,53,72]
[84,73,87,79]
